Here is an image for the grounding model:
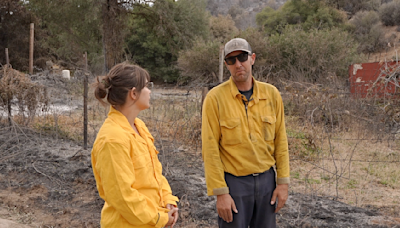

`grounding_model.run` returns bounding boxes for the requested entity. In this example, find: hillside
[206,0,400,64]
[206,0,288,30]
